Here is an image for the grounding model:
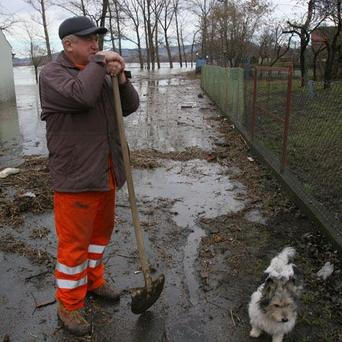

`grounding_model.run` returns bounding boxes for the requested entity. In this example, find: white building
[0,29,15,103]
